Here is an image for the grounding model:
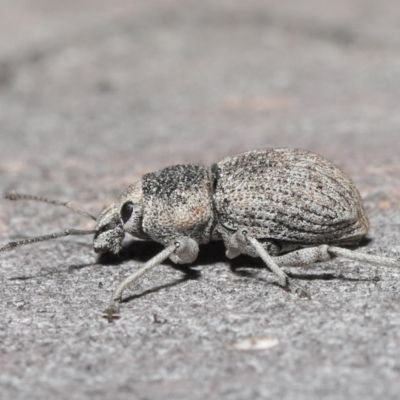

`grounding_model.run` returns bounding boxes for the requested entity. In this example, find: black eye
[121,201,134,224]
